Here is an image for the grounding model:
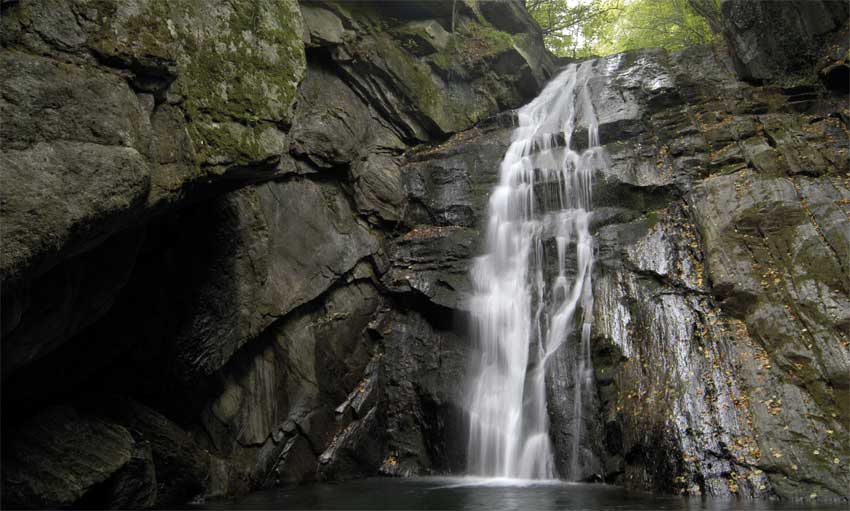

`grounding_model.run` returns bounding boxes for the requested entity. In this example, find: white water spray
[466,62,602,480]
